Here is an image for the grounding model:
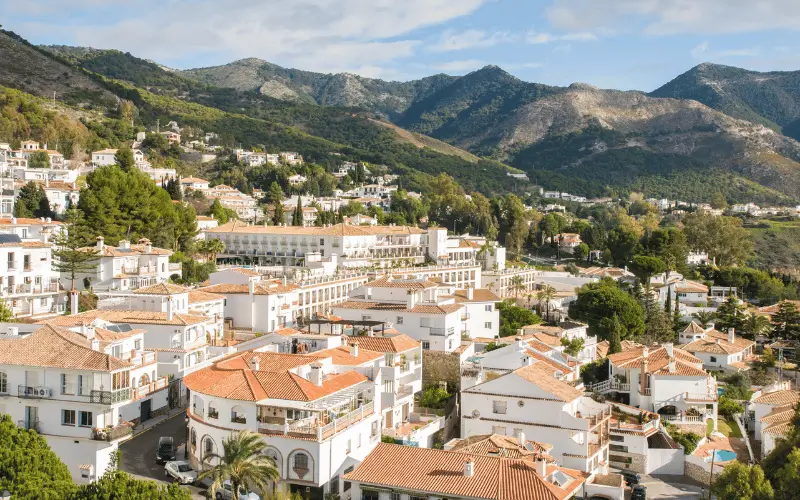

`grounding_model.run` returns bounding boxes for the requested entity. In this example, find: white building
[180,177,210,191]
[69,237,181,292]
[0,324,136,483]
[520,321,597,364]
[284,206,318,227]
[461,362,611,473]
[752,388,799,457]
[679,325,756,371]
[184,347,381,498]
